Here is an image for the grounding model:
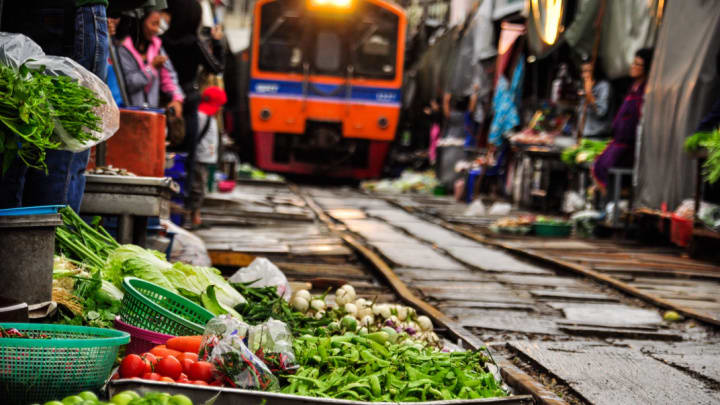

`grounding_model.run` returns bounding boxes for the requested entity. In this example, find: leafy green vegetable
[685,129,720,184]
[0,63,103,173]
[561,139,609,166]
[105,244,178,292]
[170,262,246,310]
[282,333,506,401]
[56,207,119,269]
